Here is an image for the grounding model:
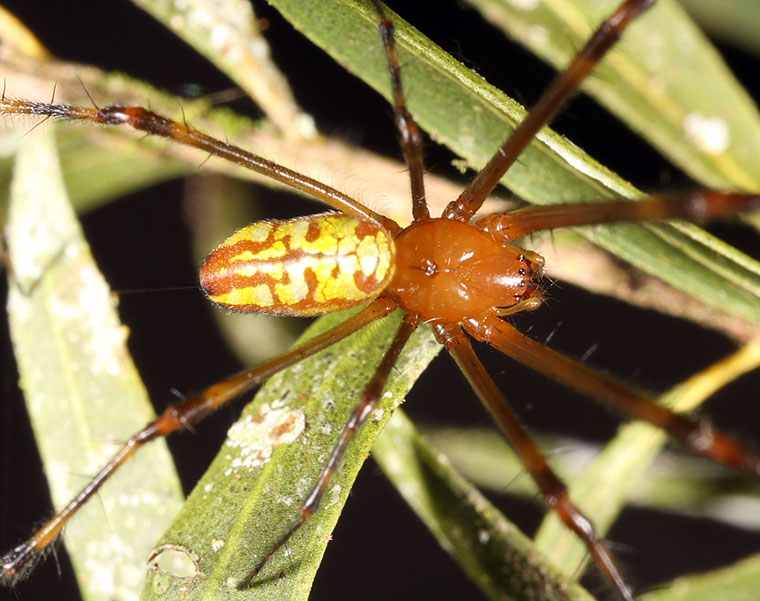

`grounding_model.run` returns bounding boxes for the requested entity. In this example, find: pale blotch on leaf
[224,402,306,473]
[508,0,540,11]
[211,539,225,552]
[683,112,730,155]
